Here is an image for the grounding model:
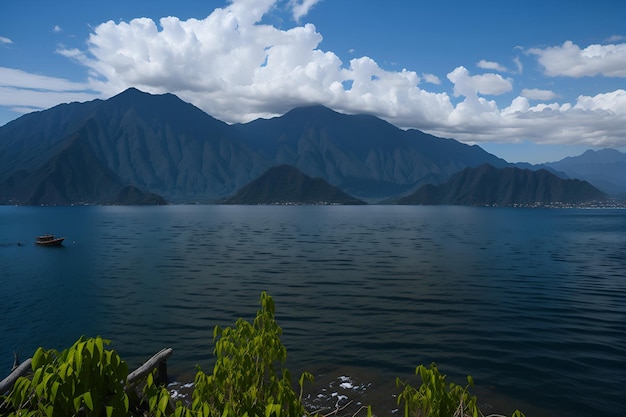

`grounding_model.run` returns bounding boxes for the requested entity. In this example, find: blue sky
[1,0,626,164]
